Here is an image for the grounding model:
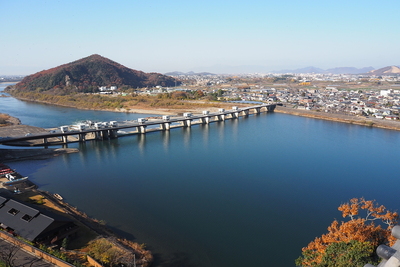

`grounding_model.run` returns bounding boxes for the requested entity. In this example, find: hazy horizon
[1,0,399,75]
